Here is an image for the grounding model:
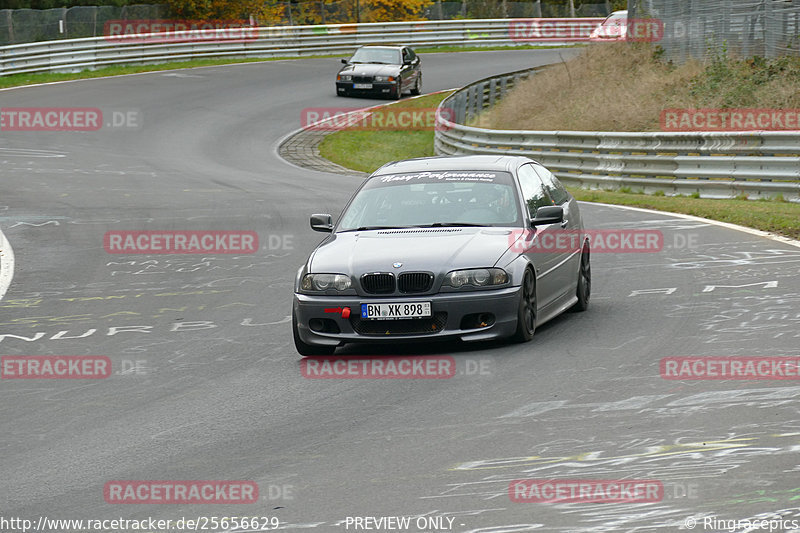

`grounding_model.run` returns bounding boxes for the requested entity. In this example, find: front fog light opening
[460,313,495,330]
[309,318,341,334]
